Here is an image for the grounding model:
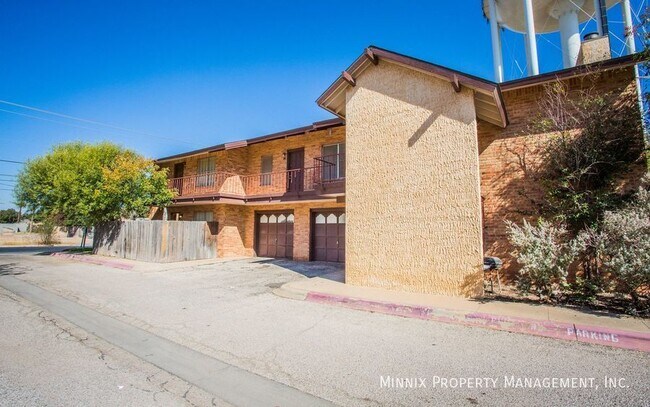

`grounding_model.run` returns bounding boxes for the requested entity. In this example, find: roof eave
[155,118,345,163]
[317,46,508,128]
[500,53,642,91]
